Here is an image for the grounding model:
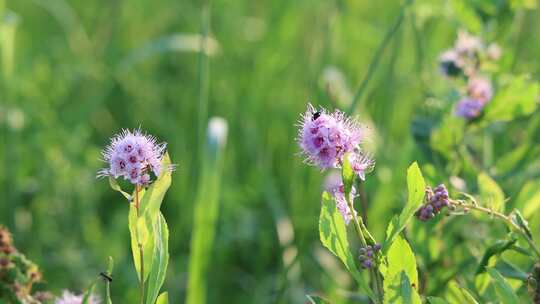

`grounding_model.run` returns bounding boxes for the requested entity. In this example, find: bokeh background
[1,0,540,303]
